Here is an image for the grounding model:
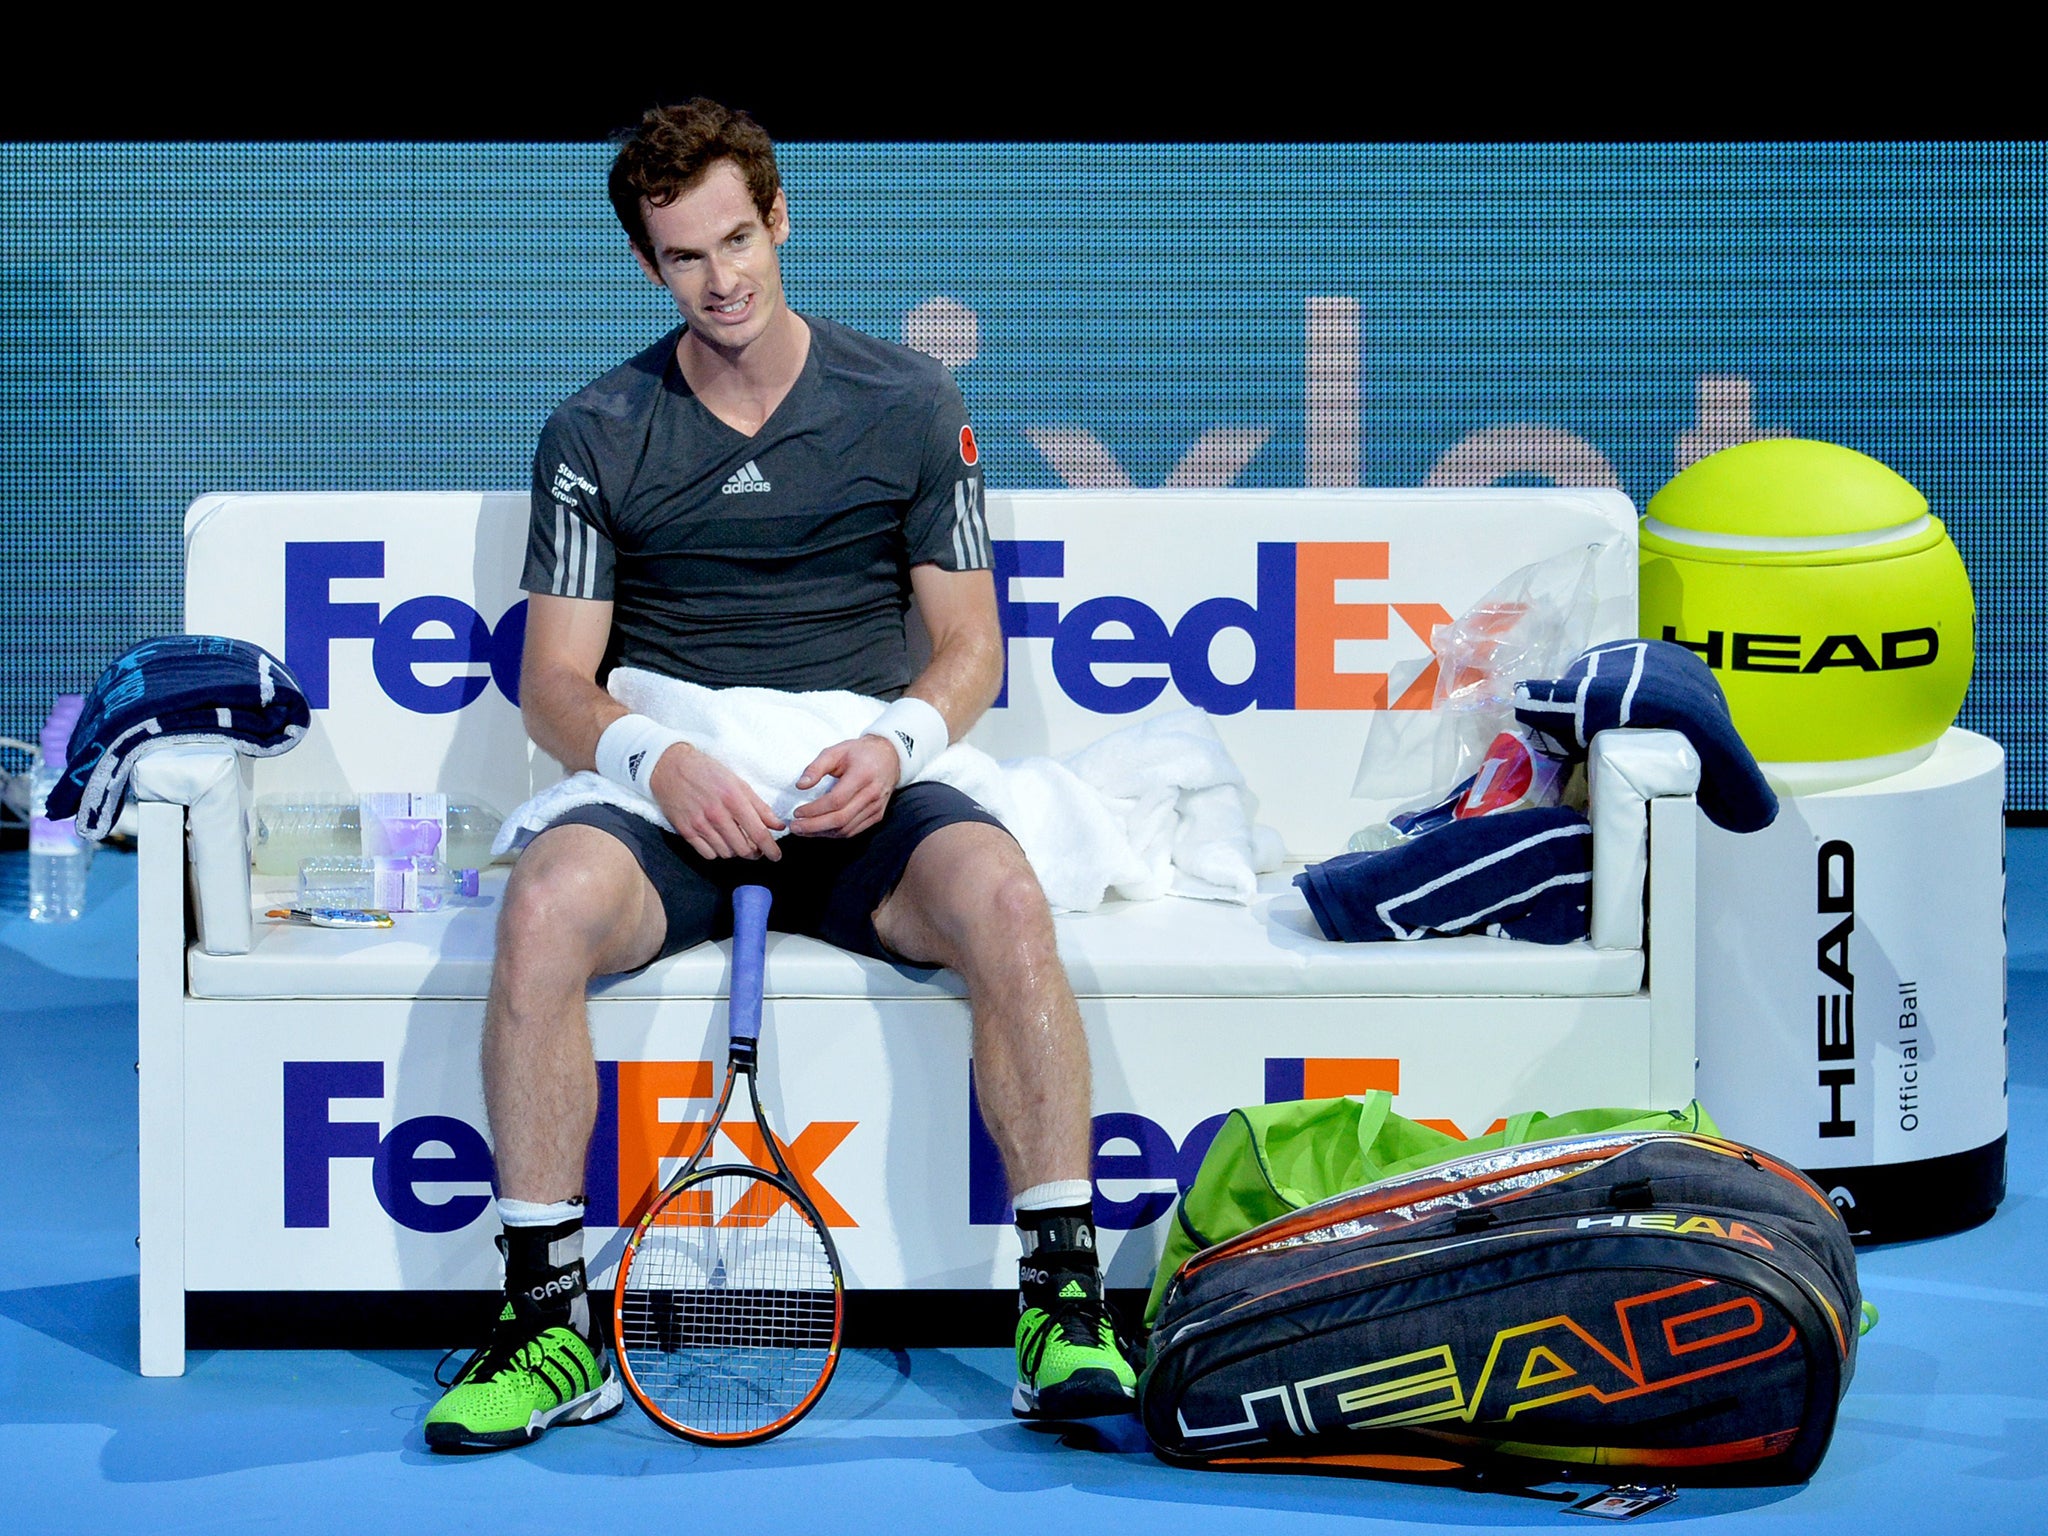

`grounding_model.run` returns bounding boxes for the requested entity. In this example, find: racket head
[613,1161,844,1444]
